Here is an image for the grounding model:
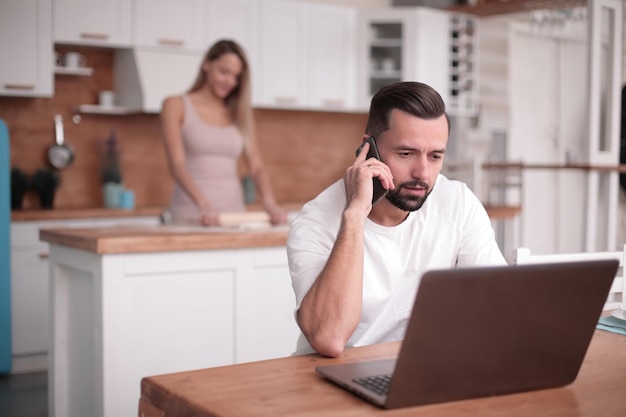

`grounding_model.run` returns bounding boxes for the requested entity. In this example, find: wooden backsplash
[0,46,368,210]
